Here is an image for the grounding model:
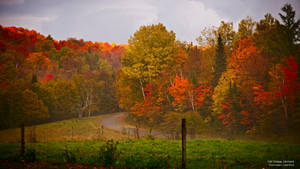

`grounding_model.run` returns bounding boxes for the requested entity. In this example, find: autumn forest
[0,3,300,169]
